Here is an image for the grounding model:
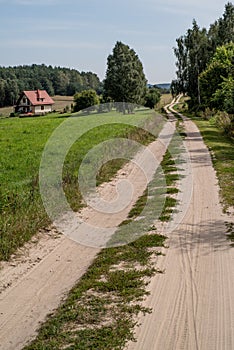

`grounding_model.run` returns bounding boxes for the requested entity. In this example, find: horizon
[0,62,172,85]
[0,0,231,84]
